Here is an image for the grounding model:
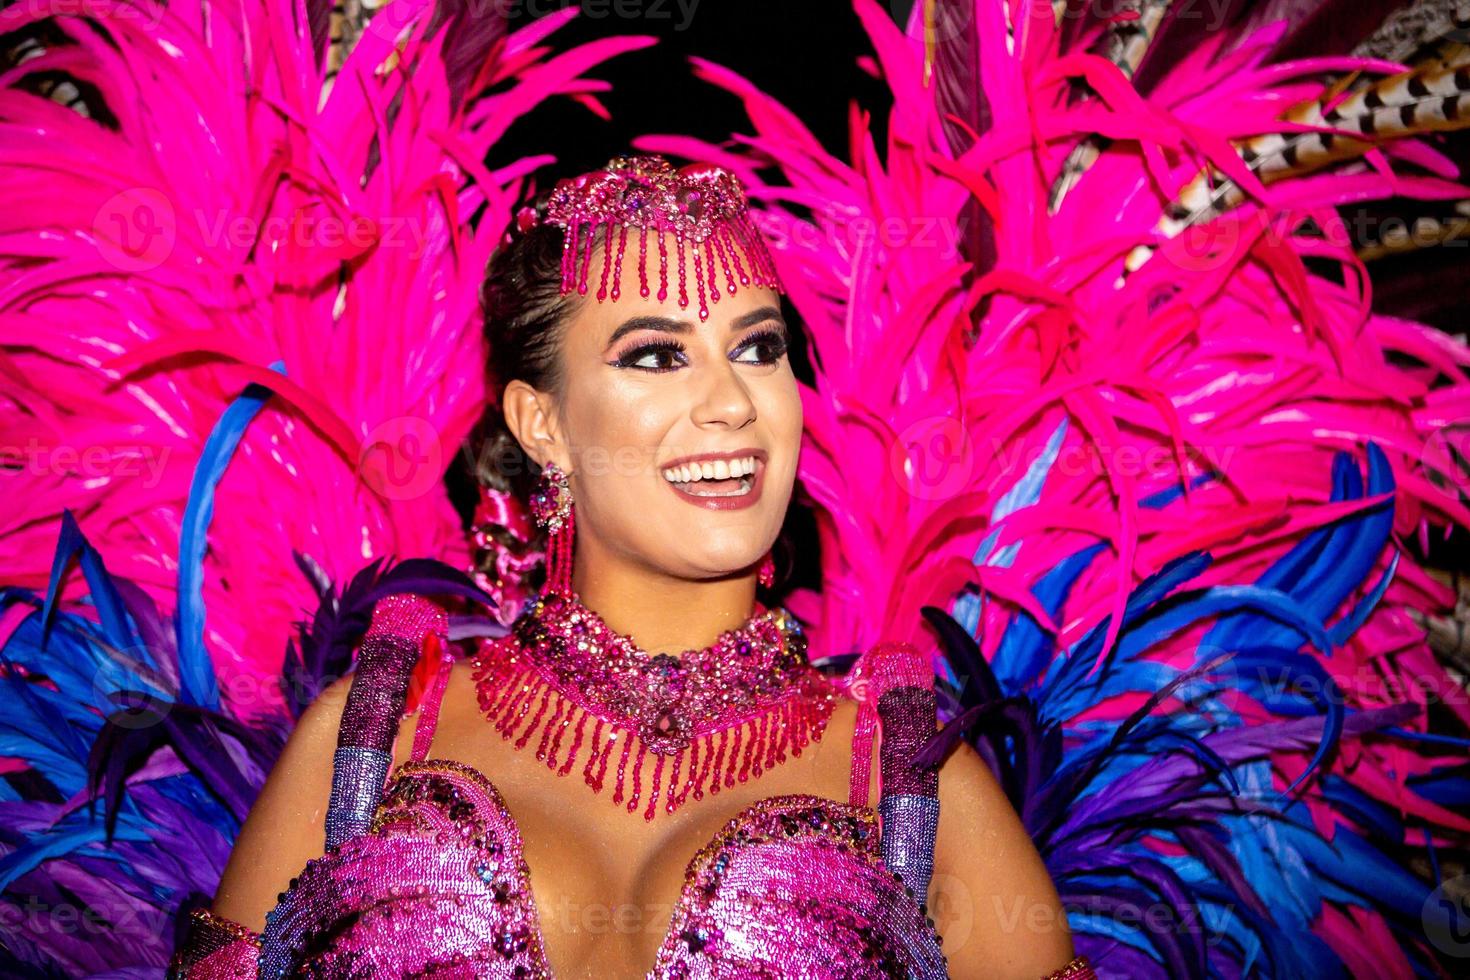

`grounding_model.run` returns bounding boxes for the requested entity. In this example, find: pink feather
[637,1,1470,968]
[0,0,649,715]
